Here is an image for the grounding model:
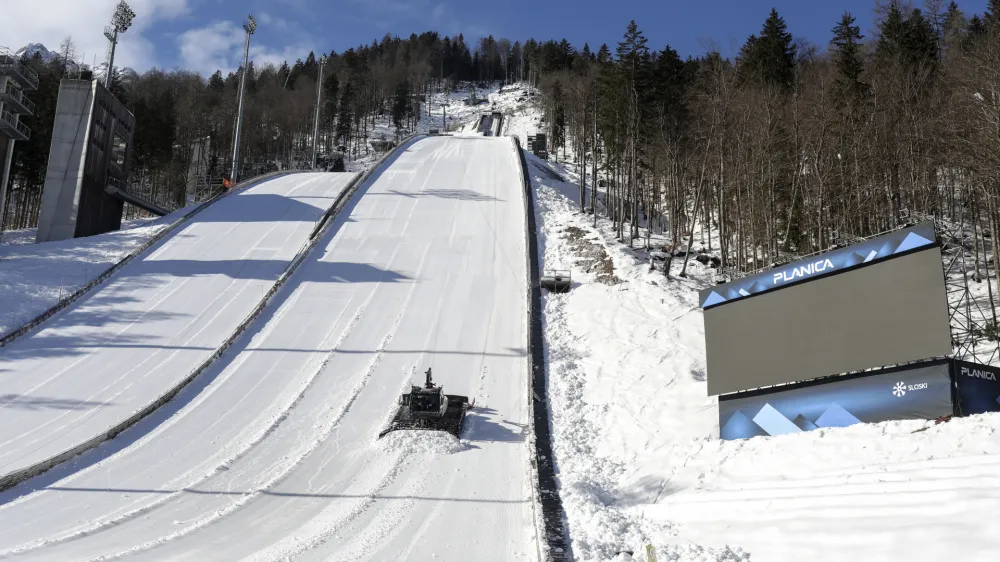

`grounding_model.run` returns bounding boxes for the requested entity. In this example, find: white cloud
[177,20,245,75]
[178,20,315,75]
[0,0,190,70]
[251,43,316,69]
[256,12,292,32]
